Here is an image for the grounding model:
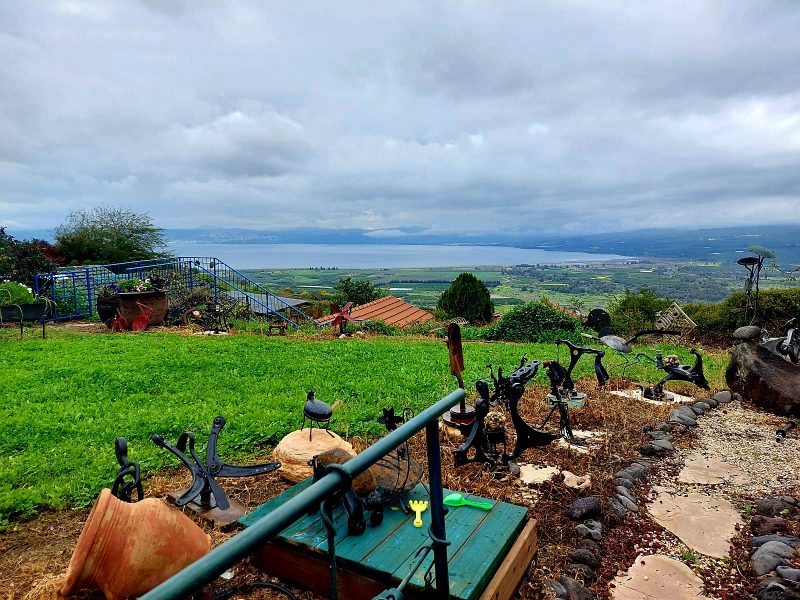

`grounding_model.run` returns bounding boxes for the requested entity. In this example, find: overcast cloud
[1,1,799,236]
